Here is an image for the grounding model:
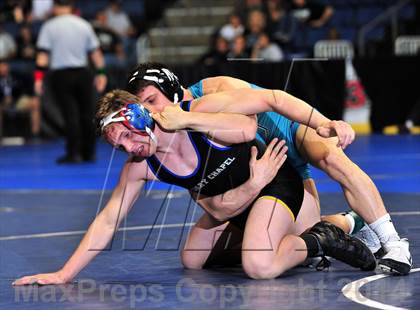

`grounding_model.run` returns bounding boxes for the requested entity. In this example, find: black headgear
[127,67,184,104]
